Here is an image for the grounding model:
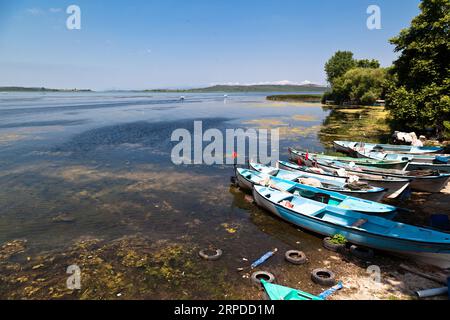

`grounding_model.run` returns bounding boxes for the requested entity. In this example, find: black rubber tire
[311,269,336,286]
[323,237,345,252]
[251,271,275,287]
[198,249,223,261]
[285,250,307,265]
[350,245,374,260]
